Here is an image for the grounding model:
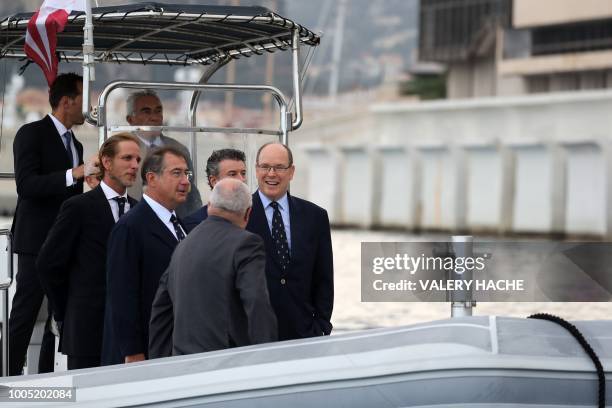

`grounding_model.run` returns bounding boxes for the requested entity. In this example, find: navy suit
[37,186,137,369]
[183,192,334,340]
[248,192,334,340]
[183,204,208,233]
[10,115,83,375]
[101,199,181,365]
